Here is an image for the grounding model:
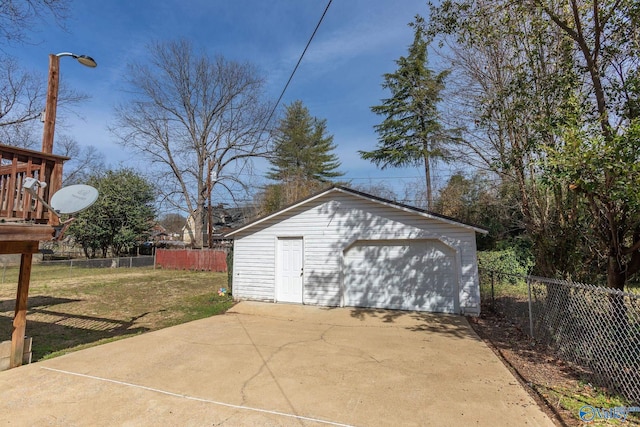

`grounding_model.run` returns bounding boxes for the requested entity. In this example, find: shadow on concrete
[349,307,408,323]
[341,306,481,340]
[406,312,481,340]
